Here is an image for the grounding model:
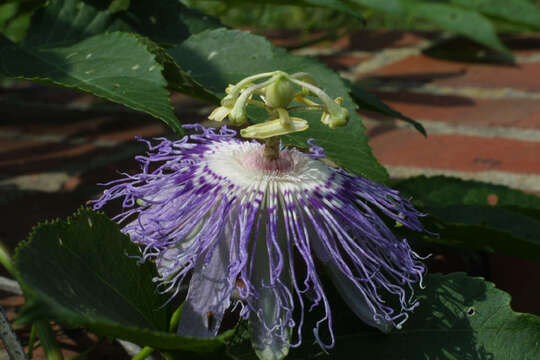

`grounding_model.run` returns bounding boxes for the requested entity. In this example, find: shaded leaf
[0,0,221,133]
[0,32,183,133]
[394,176,540,259]
[406,3,510,54]
[212,0,364,20]
[348,80,426,136]
[117,0,222,44]
[169,28,388,182]
[22,0,121,47]
[452,0,540,31]
[422,36,514,65]
[20,0,218,102]
[108,0,129,13]
[0,0,39,42]
[24,0,221,46]
[351,0,405,15]
[14,208,230,353]
[290,273,540,359]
